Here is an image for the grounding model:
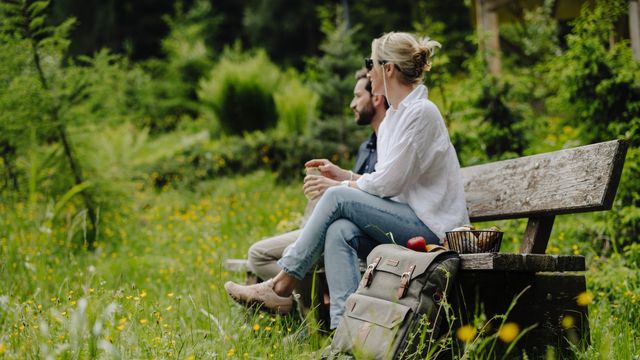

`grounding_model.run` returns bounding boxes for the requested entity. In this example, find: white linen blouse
[356,85,469,240]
